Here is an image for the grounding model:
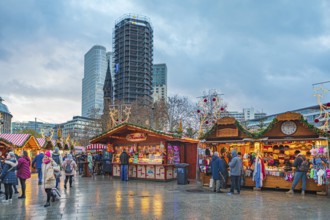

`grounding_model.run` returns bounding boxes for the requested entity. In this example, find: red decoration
[204,99,207,102]
[220,107,225,111]
[326,102,330,107]
[197,110,201,113]
[212,98,216,102]
[314,118,319,123]
[327,130,330,134]
[116,119,119,122]
[205,121,209,124]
